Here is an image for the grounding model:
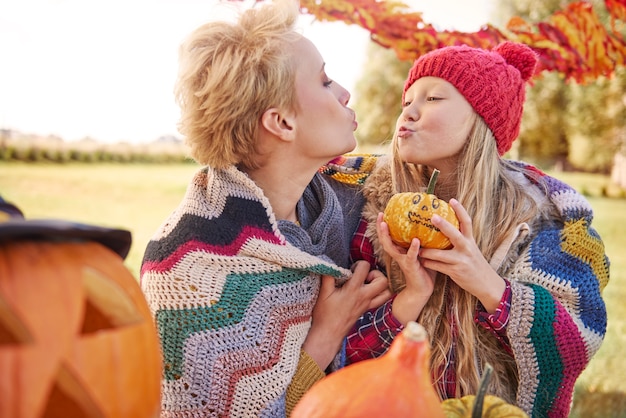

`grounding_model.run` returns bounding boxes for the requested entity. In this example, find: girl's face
[291,37,358,161]
[395,76,475,172]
